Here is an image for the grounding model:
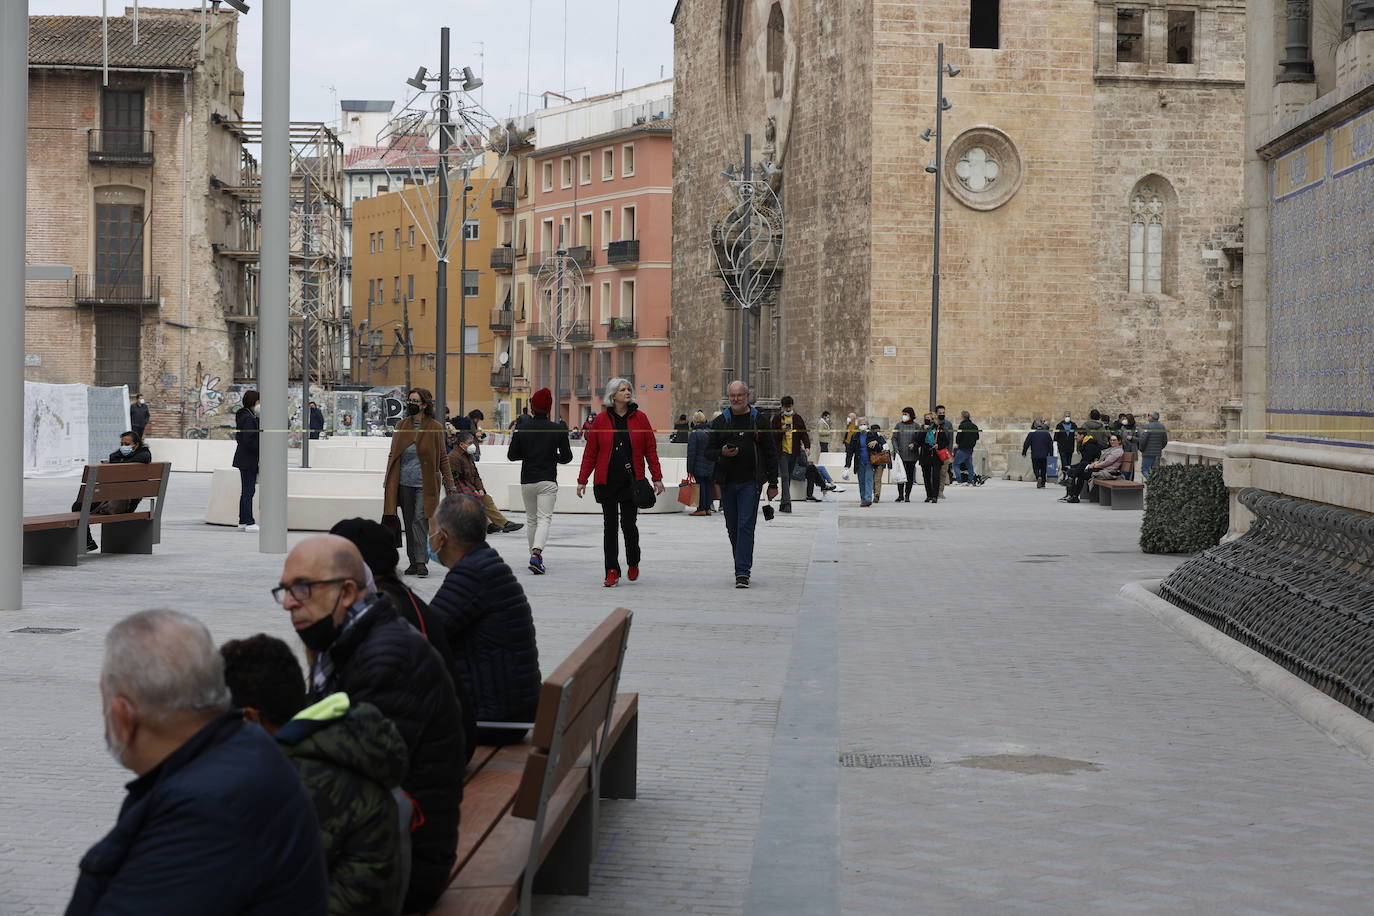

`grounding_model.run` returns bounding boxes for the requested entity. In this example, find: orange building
[490,87,673,428]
